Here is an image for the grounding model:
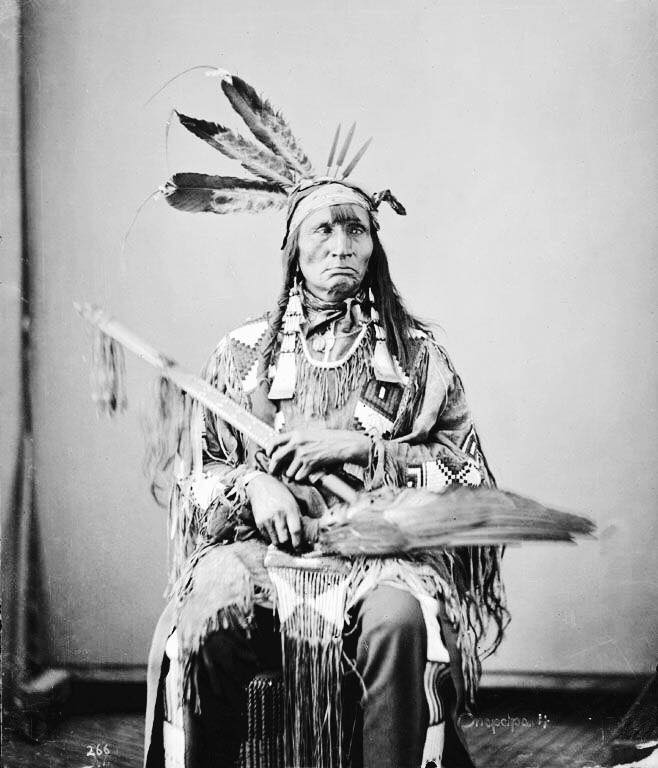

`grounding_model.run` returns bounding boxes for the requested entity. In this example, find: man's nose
[329,227,352,257]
